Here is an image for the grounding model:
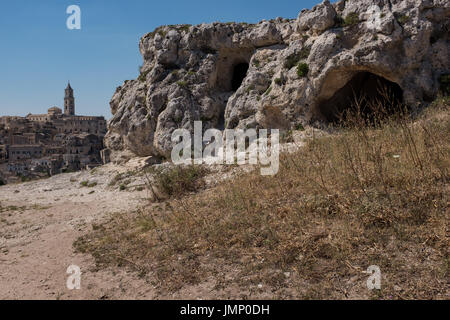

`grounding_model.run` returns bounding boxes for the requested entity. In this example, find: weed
[80,181,89,187]
[343,12,360,27]
[297,63,309,77]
